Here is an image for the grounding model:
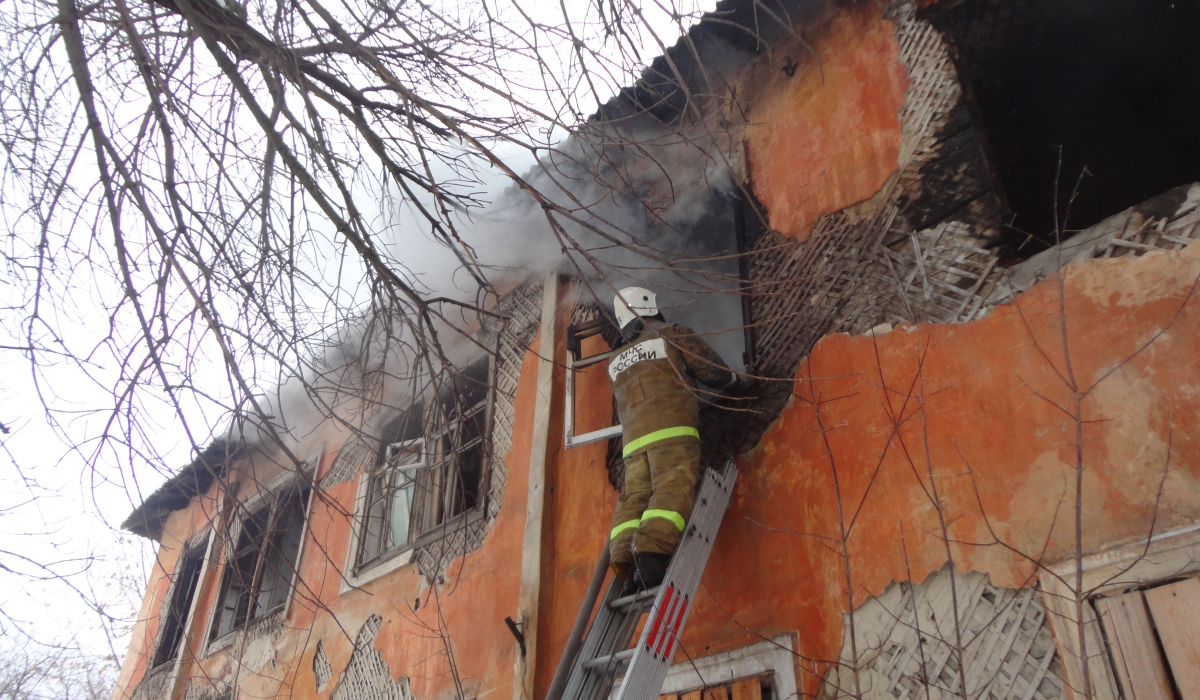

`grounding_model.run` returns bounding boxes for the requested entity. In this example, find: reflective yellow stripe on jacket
[621,426,700,458]
[641,509,685,531]
[610,519,640,540]
[611,511,686,540]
